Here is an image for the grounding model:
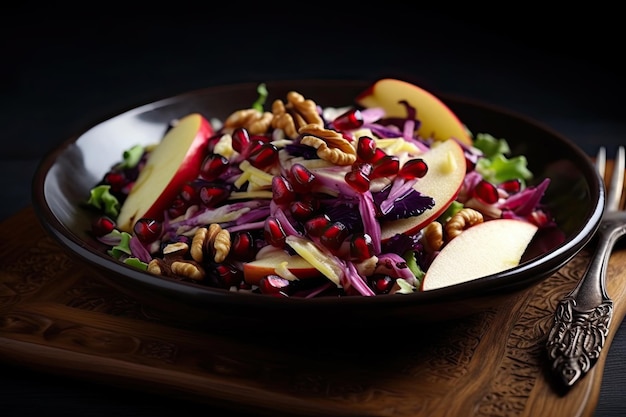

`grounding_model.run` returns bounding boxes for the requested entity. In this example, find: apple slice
[116,113,213,232]
[243,245,321,285]
[355,78,472,146]
[380,138,466,241]
[421,219,539,291]
[285,235,344,287]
